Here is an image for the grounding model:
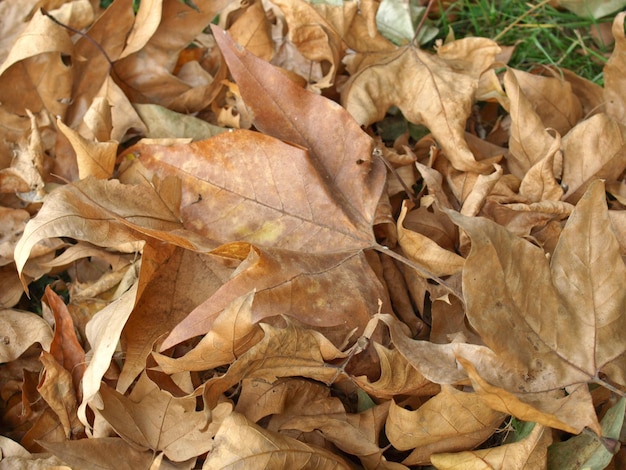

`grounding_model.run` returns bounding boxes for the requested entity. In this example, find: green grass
[428,0,619,84]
